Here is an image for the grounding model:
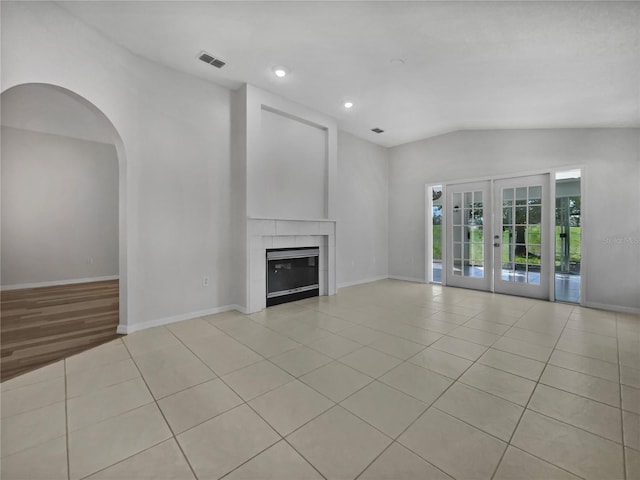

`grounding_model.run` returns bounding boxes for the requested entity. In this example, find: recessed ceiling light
[344,102,354,109]
[273,66,288,78]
